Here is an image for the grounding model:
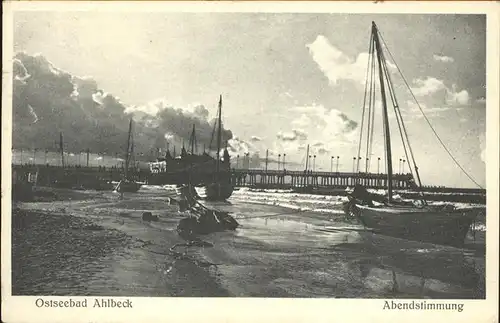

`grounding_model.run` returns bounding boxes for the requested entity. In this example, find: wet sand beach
[12,189,229,296]
[11,187,485,298]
